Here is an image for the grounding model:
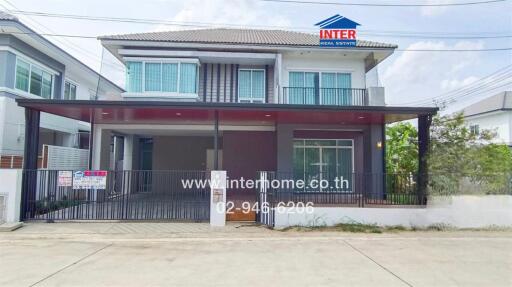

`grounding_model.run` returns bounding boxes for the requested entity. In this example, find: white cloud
[420,0,456,17]
[440,76,479,92]
[381,41,484,106]
[152,0,292,32]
